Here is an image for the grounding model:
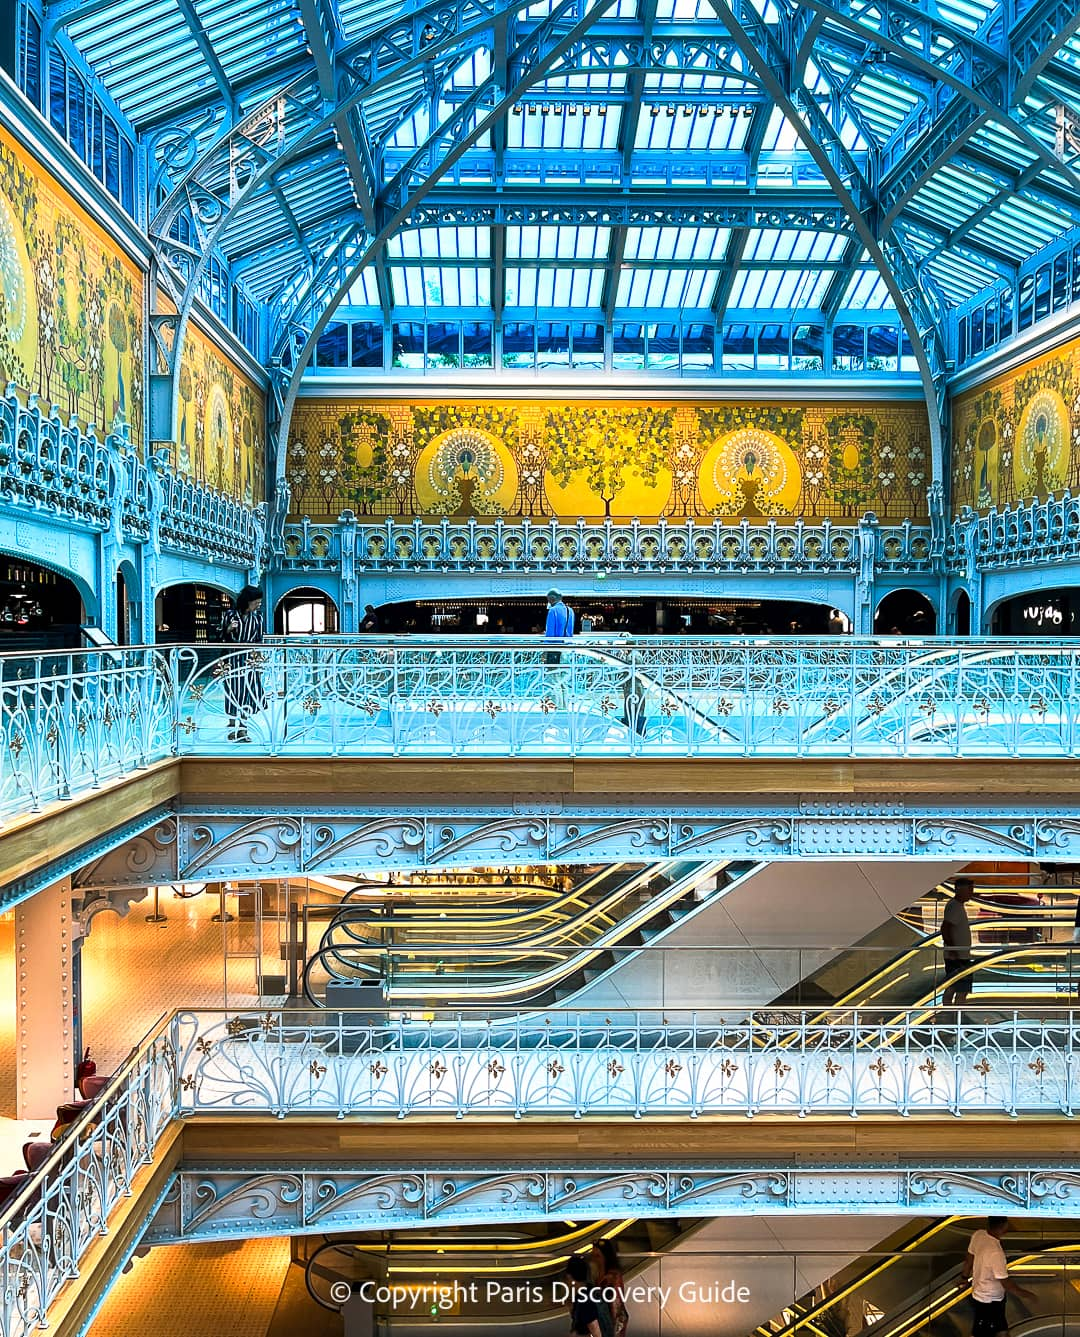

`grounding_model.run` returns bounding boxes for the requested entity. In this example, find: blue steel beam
[70,800,1080,887]
[144,1163,1080,1244]
[698,0,947,485]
